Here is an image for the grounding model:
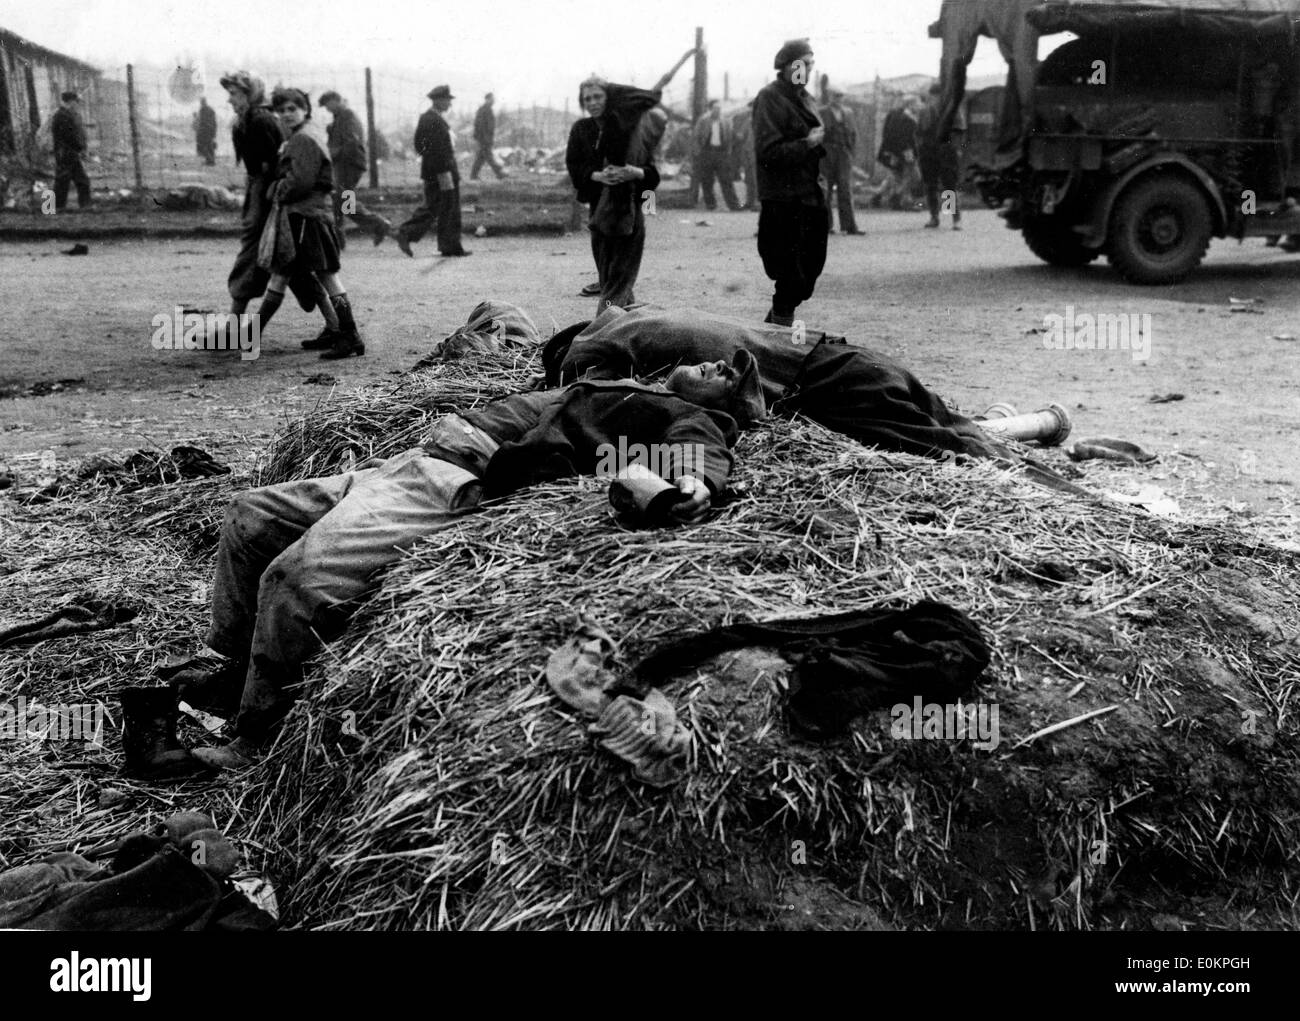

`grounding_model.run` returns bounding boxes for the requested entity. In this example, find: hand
[667,476,711,525]
[807,127,826,147]
[591,168,615,185]
[436,171,454,190]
